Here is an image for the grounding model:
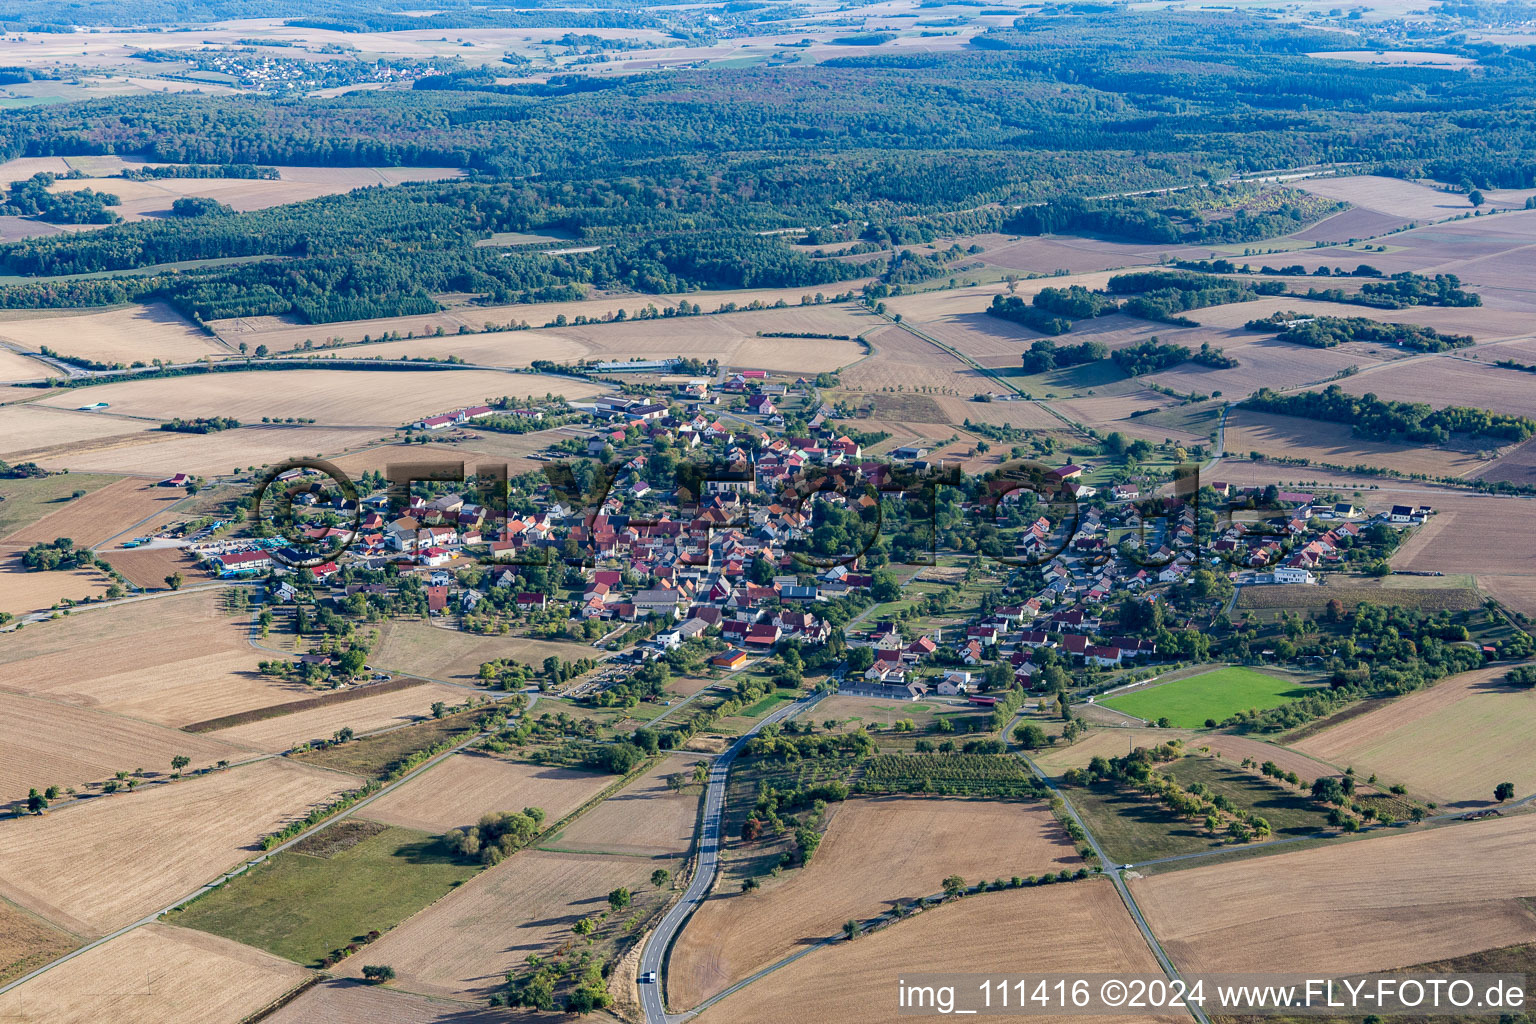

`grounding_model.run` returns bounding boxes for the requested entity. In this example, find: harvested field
[1295,175,1491,221]
[0,406,152,464]
[666,675,719,697]
[183,677,428,732]
[263,979,556,1024]
[2,477,184,548]
[697,879,1176,1024]
[1130,813,1536,975]
[976,233,1198,274]
[0,758,351,935]
[1032,728,1195,774]
[0,589,314,727]
[333,849,681,998]
[209,285,874,352]
[1290,667,1536,805]
[0,346,50,381]
[840,325,988,395]
[547,753,701,857]
[288,708,483,779]
[1338,358,1536,419]
[1195,733,1347,783]
[99,546,198,589]
[1474,435,1536,486]
[372,618,597,683]
[1291,204,1415,243]
[47,165,463,219]
[931,394,1062,429]
[1053,390,1209,443]
[0,303,222,367]
[1143,335,1368,399]
[1392,499,1536,587]
[0,923,307,1024]
[1237,580,1482,612]
[1223,409,1492,477]
[0,690,245,803]
[34,370,605,428]
[0,899,76,987]
[206,679,469,753]
[30,423,391,477]
[670,797,1081,1009]
[363,753,612,834]
[0,550,111,615]
[1183,296,1532,341]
